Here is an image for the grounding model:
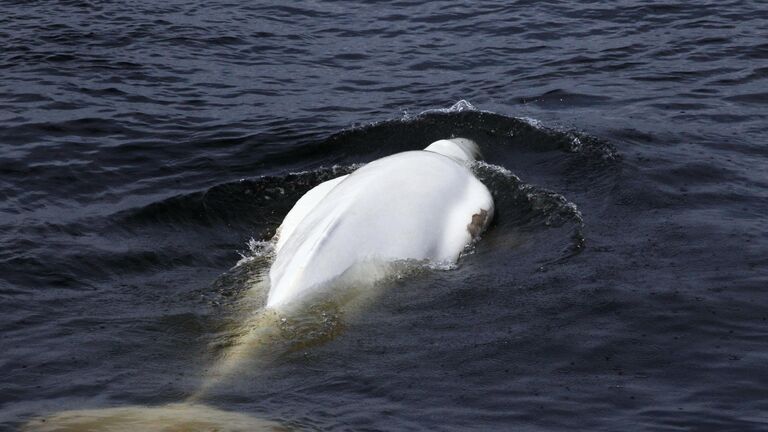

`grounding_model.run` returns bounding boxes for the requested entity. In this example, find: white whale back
[423,137,481,162]
[267,139,493,310]
[274,174,348,253]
